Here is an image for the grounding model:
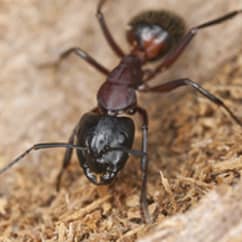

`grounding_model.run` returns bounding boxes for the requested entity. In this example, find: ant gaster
[1,0,242,223]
